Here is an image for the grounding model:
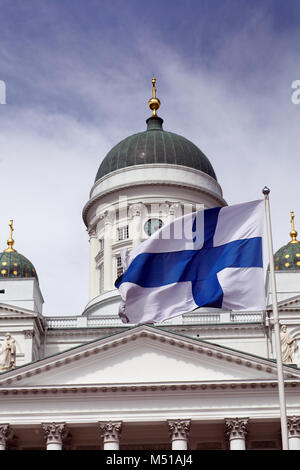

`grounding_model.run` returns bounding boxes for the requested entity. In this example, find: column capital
[169,203,182,217]
[167,419,191,441]
[287,416,300,438]
[23,329,35,339]
[41,422,68,446]
[225,417,249,441]
[128,203,144,218]
[99,421,122,444]
[104,210,115,225]
[88,227,97,239]
[0,424,11,447]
